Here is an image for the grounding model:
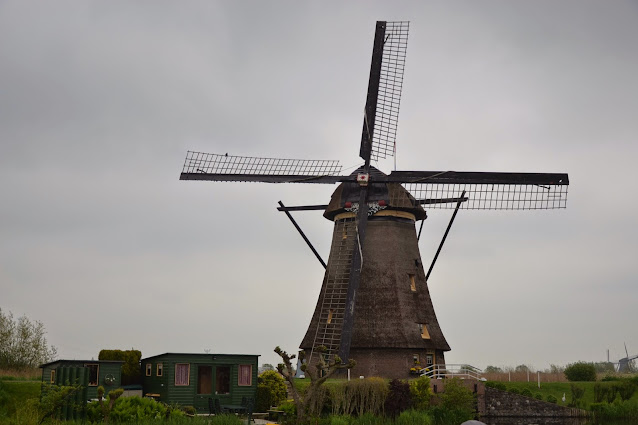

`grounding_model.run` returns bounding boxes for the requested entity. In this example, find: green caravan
[141,353,259,412]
